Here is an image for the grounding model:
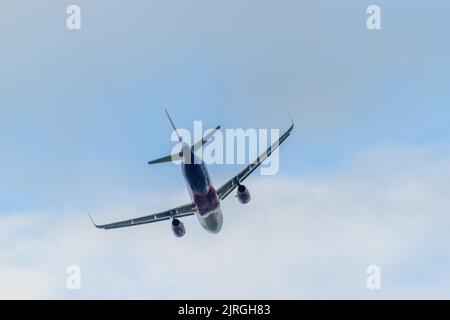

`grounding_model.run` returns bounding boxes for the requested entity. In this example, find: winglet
[87,211,101,229]
[287,109,294,129]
